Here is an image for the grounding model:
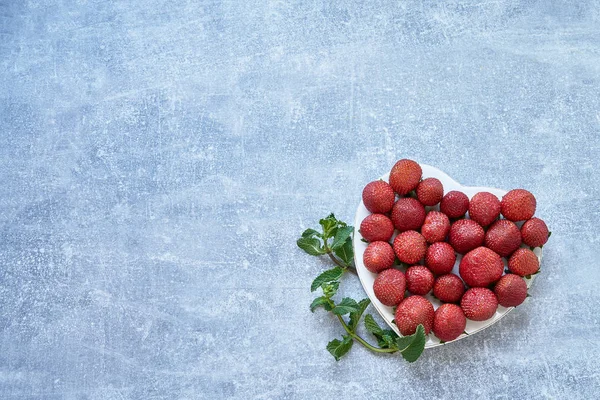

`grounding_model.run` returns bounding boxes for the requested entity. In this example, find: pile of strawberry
[361,159,549,343]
